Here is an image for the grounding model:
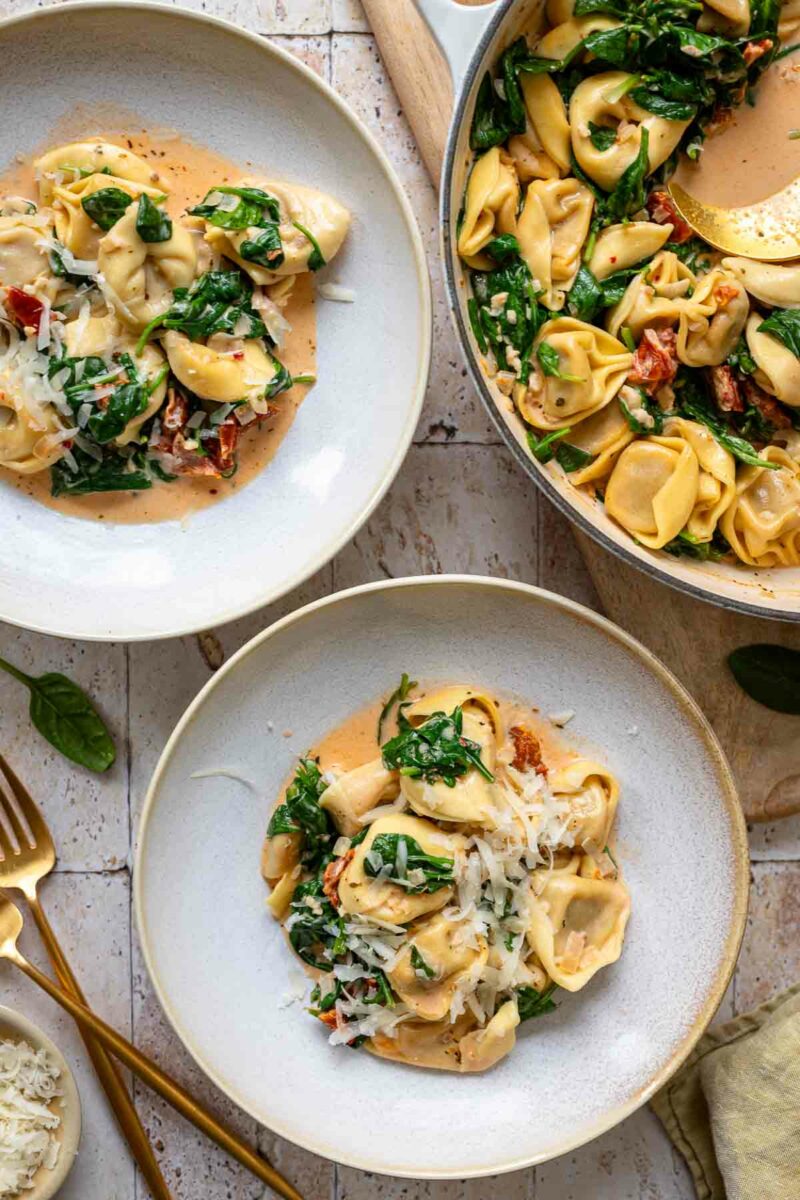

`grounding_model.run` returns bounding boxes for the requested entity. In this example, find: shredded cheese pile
[0,1038,63,1199]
